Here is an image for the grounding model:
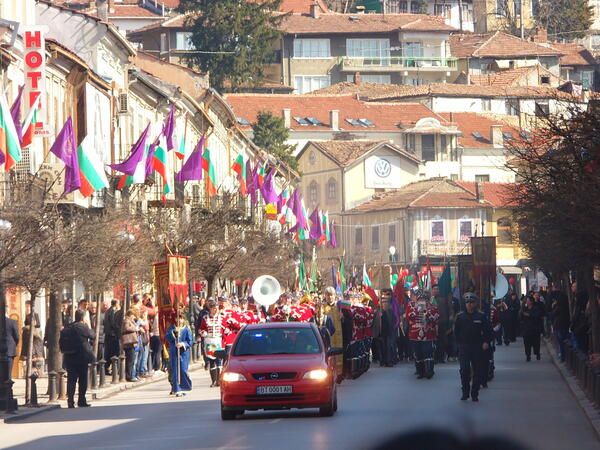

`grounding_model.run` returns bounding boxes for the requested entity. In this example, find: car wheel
[319,389,336,417]
[221,406,238,420]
